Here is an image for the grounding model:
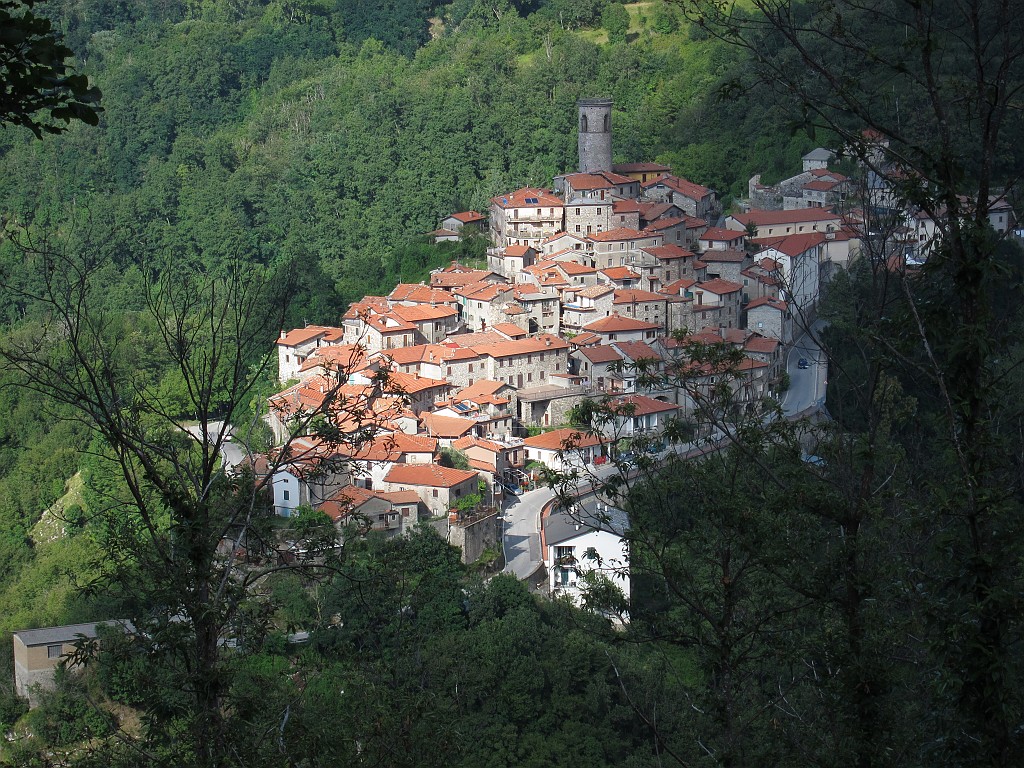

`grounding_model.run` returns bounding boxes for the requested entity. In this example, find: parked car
[798,358,810,369]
